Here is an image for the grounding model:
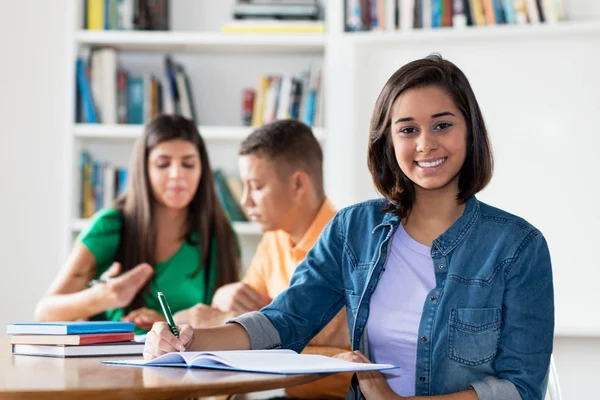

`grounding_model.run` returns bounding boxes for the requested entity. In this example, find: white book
[117,0,134,30]
[100,48,118,124]
[542,0,558,23]
[399,0,414,31]
[385,0,396,30]
[161,76,175,115]
[422,0,433,28]
[175,71,192,120]
[525,0,540,23]
[103,163,115,207]
[12,341,144,358]
[103,349,398,375]
[276,75,292,121]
